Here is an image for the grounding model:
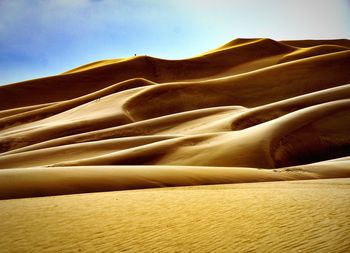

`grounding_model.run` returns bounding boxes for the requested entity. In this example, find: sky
[0,0,349,85]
